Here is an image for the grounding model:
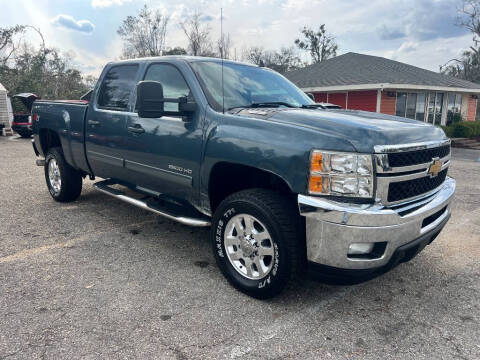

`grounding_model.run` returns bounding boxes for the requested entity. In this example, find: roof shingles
[285,52,480,90]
